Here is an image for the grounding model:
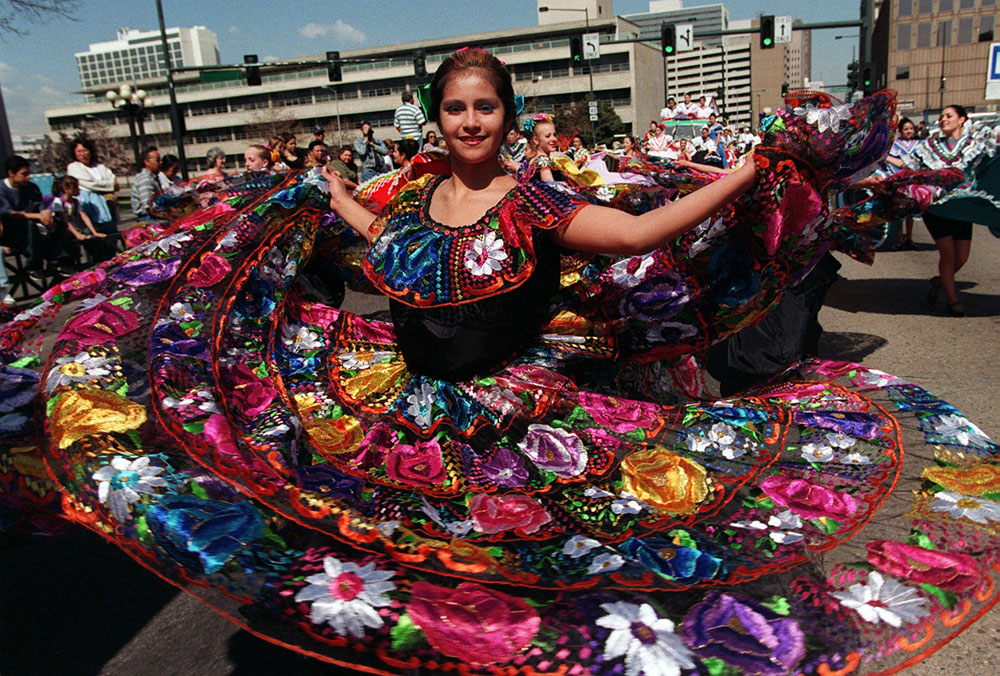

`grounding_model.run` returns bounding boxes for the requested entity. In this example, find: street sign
[588,101,598,115]
[897,99,916,110]
[676,23,694,52]
[589,114,599,121]
[987,43,1000,100]
[200,69,243,83]
[583,32,600,60]
[775,16,793,44]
